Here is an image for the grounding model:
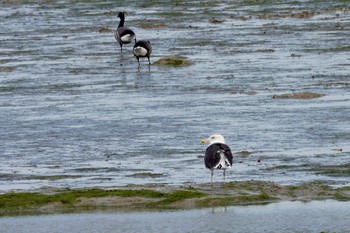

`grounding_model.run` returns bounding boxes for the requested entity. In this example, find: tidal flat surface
[0,0,350,192]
